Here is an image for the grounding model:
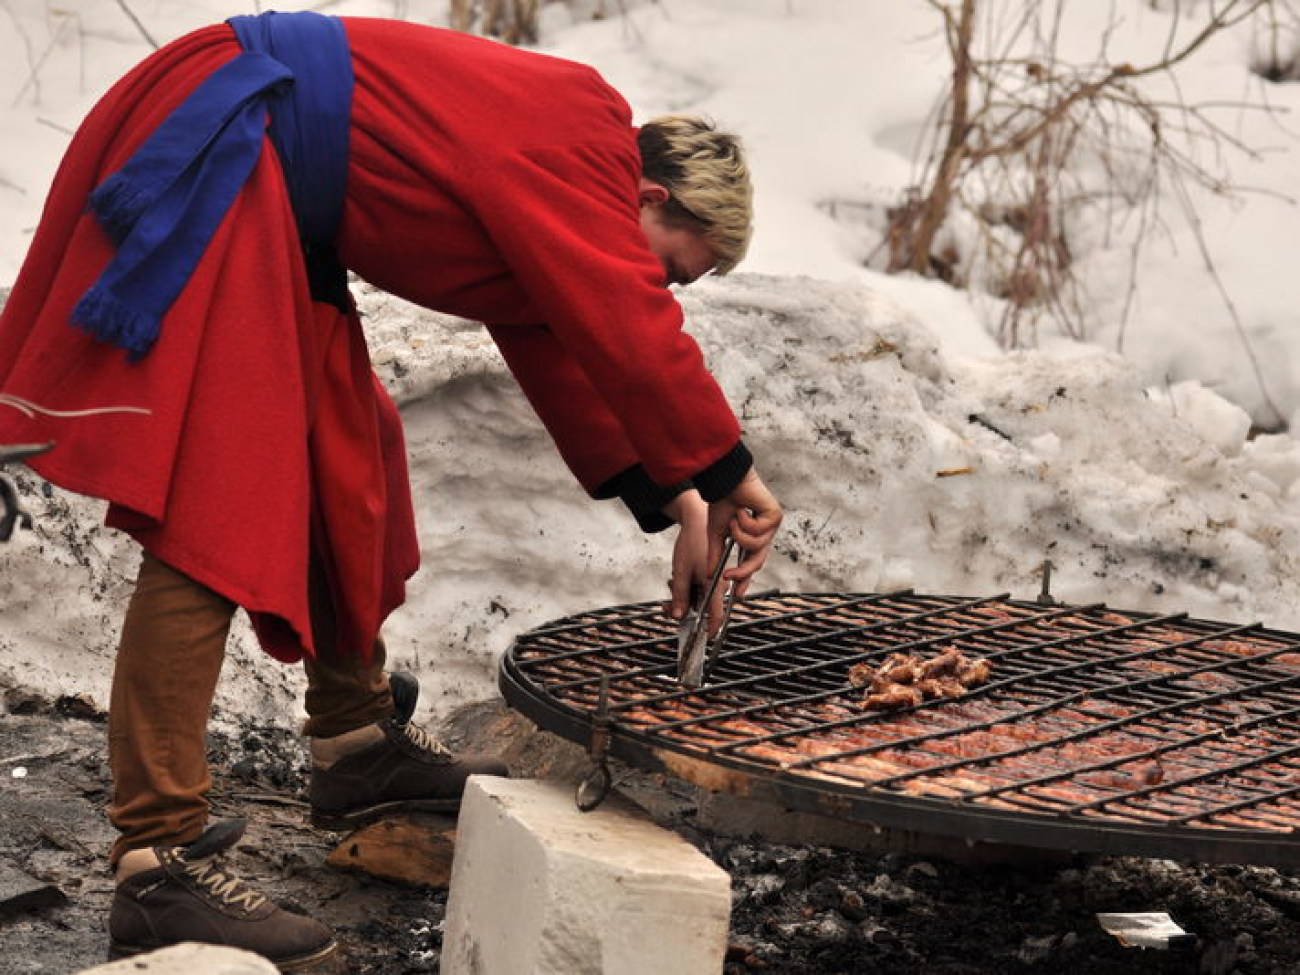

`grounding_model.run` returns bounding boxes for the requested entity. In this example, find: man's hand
[663,469,782,635]
[707,468,782,600]
[664,489,709,623]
